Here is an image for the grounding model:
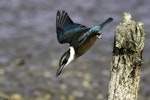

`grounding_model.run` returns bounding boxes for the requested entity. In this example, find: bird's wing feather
[56,10,88,44]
